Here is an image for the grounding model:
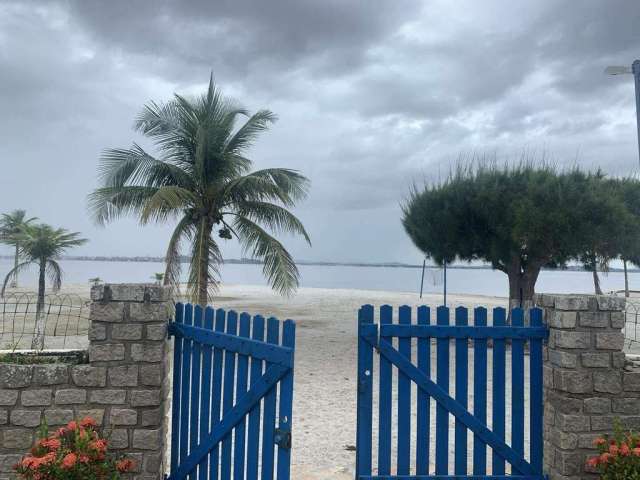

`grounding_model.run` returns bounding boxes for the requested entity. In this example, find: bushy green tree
[0,210,37,288]
[89,76,310,305]
[402,164,635,308]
